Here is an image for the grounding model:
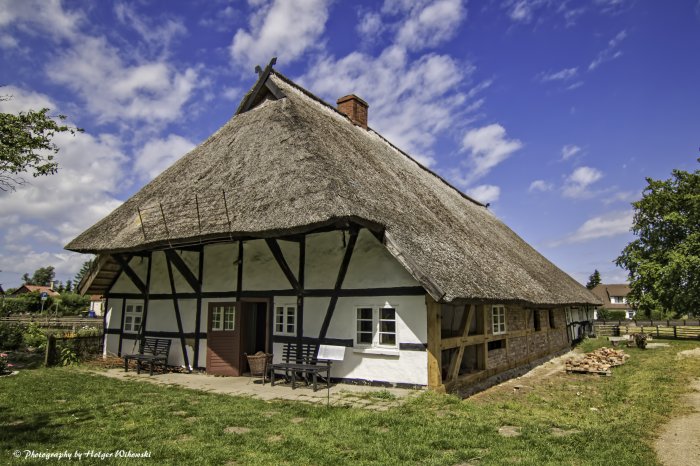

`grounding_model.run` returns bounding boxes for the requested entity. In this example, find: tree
[616,167,700,316]
[74,259,94,288]
[586,269,602,289]
[64,280,72,293]
[0,94,82,191]
[23,266,55,287]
